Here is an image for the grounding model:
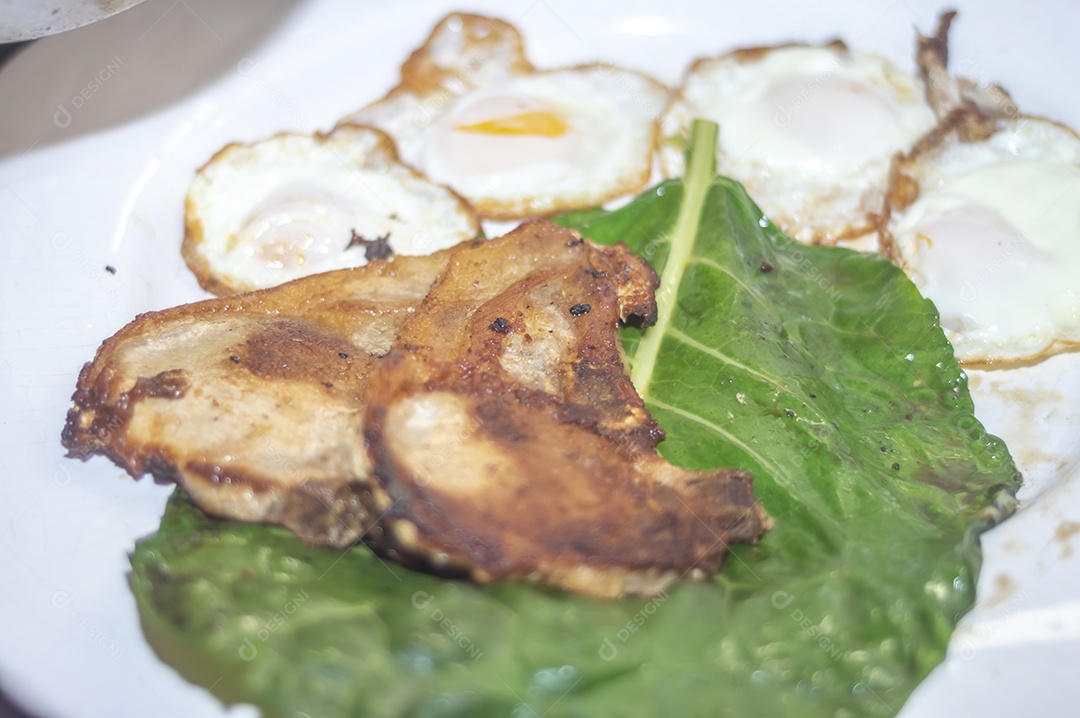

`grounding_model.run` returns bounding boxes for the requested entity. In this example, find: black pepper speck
[569,303,591,317]
[490,317,510,333]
